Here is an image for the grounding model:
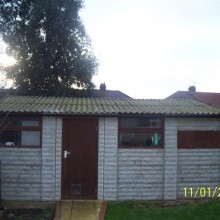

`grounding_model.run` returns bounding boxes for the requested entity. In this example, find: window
[0,116,41,147]
[119,117,164,148]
